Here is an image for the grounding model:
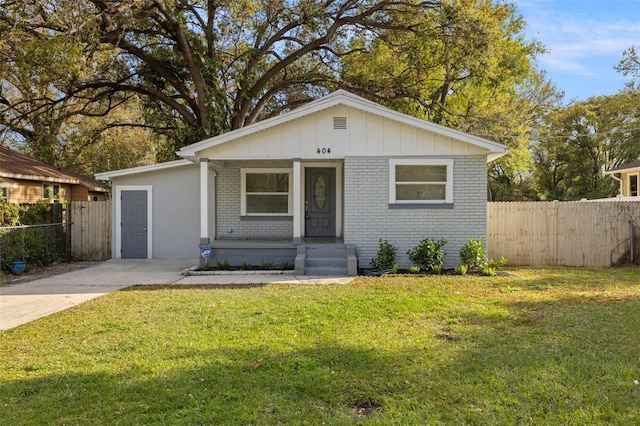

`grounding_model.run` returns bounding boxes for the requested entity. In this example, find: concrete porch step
[296,243,357,276]
[304,266,349,276]
[305,257,348,268]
